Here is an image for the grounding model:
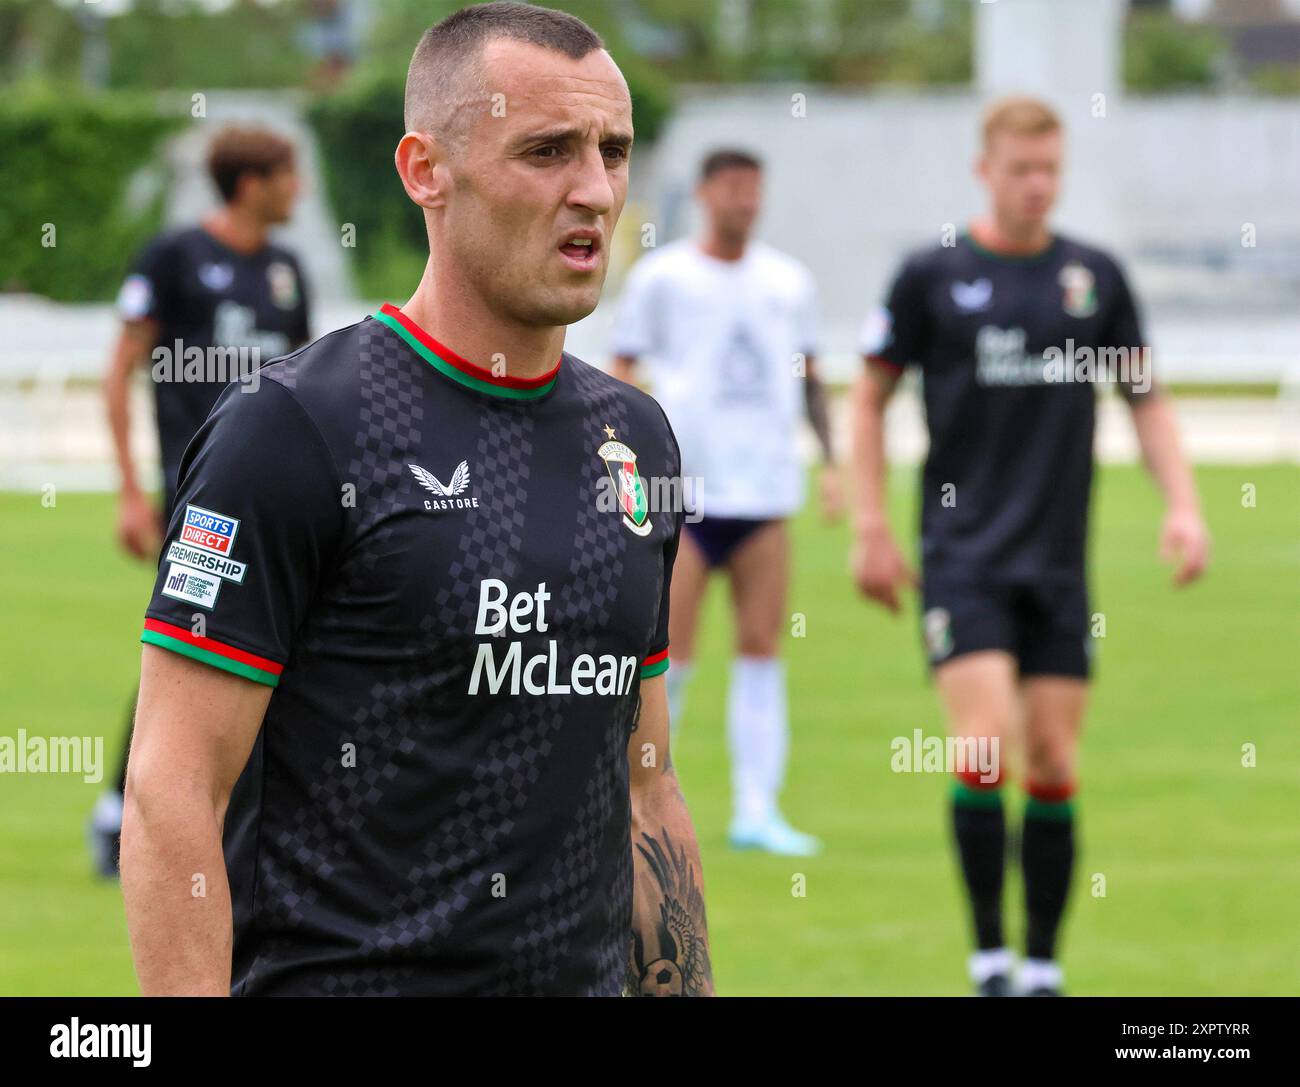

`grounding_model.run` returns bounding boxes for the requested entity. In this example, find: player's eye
[531,145,564,161]
[602,145,629,163]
